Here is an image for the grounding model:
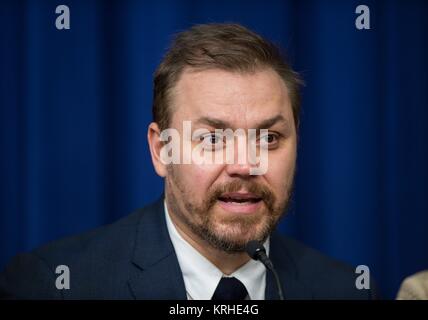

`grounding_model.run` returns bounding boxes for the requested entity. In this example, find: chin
[212,222,267,244]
